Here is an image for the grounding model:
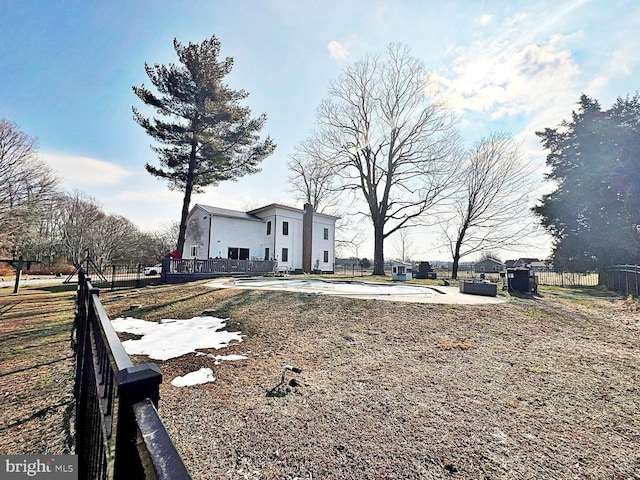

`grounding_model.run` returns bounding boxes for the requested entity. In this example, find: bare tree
[0,119,60,256]
[287,135,341,213]
[392,227,415,262]
[308,43,461,275]
[56,191,105,266]
[91,215,141,270]
[441,132,536,279]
